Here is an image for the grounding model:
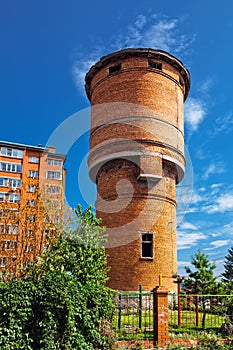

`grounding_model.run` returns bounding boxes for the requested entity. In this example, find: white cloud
[211,240,231,248]
[180,183,233,218]
[207,193,233,213]
[210,183,222,189]
[213,112,233,136]
[202,162,225,180]
[197,77,214,95]
[184,77,213,133]
[177,231,207,250]
[184,97,206,132]
[179,221,198,230]
[205,240,231,250]
[199,187,206,192]
[123,16,186,52]
[191,191,204,204]
[178,260,191,267]
[72,14,194,93]
[72,46,105,95]
[202,164,215,180]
